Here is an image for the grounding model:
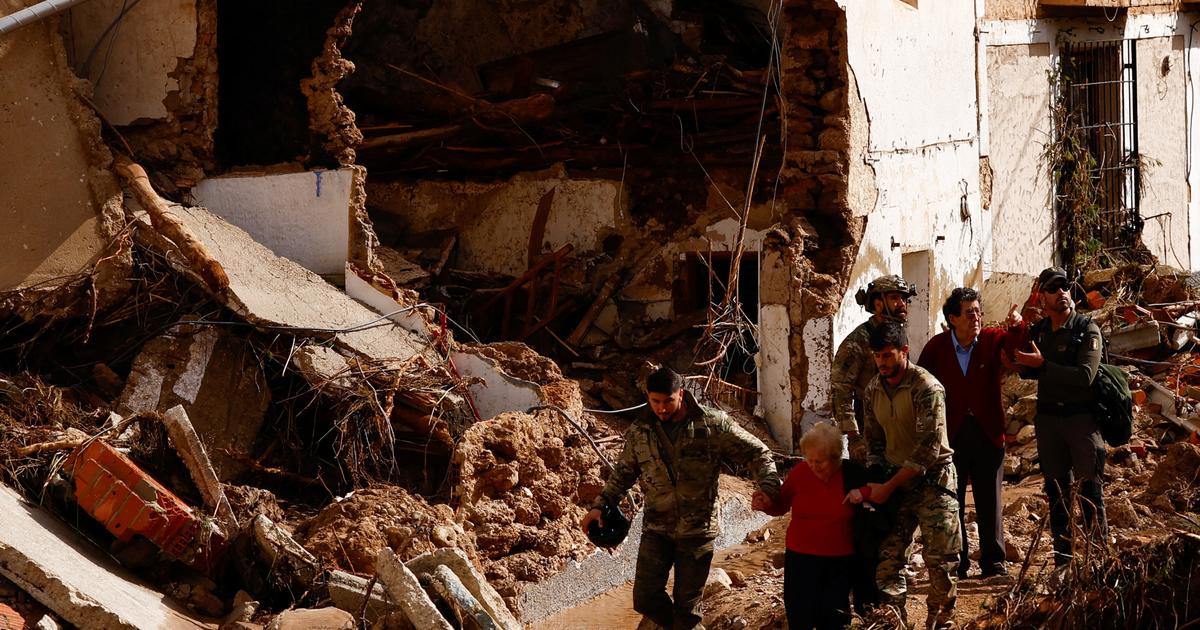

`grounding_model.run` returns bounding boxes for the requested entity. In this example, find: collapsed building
[3,0,1200,627]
